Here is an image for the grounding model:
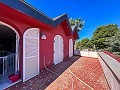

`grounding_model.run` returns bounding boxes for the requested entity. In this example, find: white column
[15,35,19,73]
